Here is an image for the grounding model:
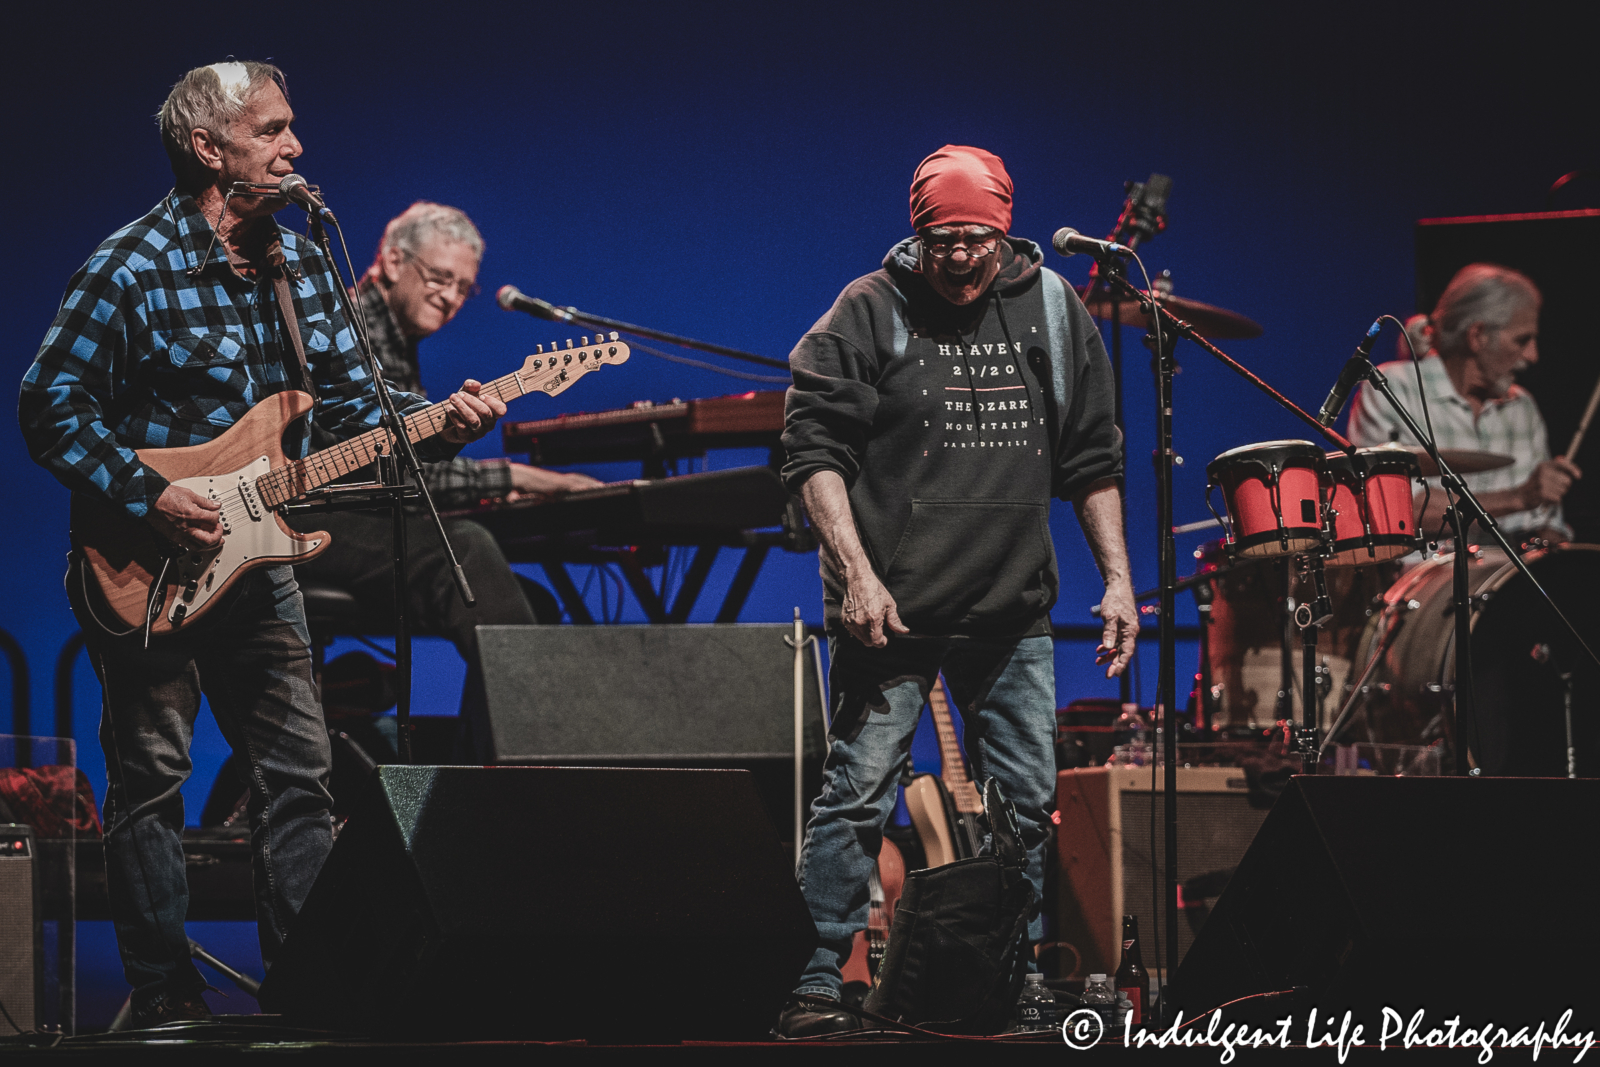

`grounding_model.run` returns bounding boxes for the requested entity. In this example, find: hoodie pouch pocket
[883,500,1056,630]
